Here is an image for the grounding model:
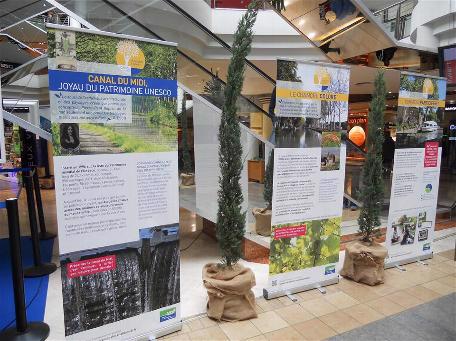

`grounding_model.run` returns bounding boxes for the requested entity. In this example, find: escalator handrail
[160,0,275,85]
[98,0,272,118]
